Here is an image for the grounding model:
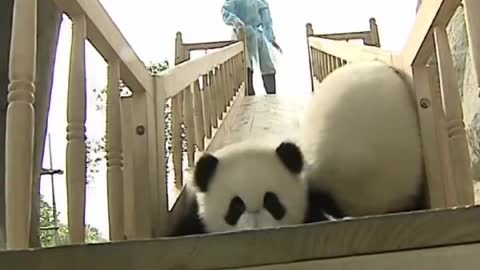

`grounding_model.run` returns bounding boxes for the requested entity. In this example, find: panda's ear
[194,153,219,192]
[275,141,303,174]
